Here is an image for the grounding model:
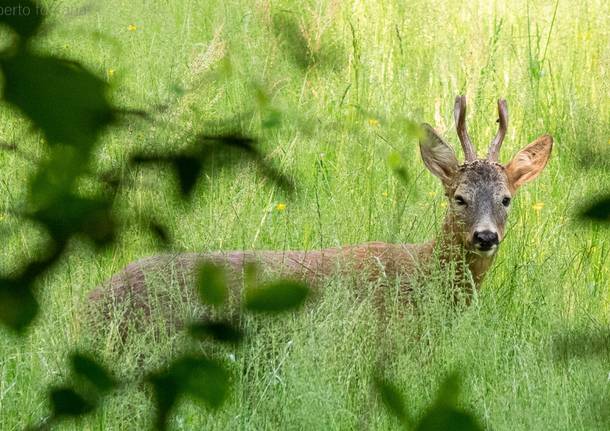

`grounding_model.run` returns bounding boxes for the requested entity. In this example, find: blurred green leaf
[27,148,89,207]
[0,279,37,332]
[28,193,115,248]
[415,408,482,431]
[196,263,228,306]
[131,153,203,198]
[245,279,309,313]
[579,195,610,223]
[131,132,295,198]
[0,53,114,147]
[70,353,117,393]
[374,375,409,425]
[272,13,311,69]
[434,373,461,407]
[148,355,230,430]
[271,12,344,71]
[403,120,424,139]
[262,109,282,129]
[414,374,483,431]
[387,151,409,185]
[0,0,42,40]
[49,387,94,418]
[148,373,179,431]
[172,155,203,197]
[189,320,243,344]
[149,220,171,248]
